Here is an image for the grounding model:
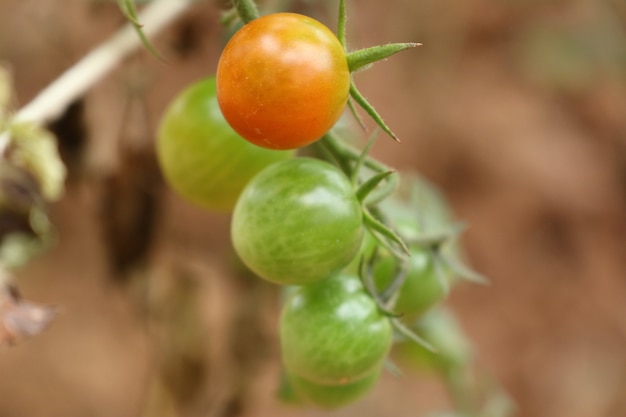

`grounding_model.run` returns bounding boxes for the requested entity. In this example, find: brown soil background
[0,1,625,417]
